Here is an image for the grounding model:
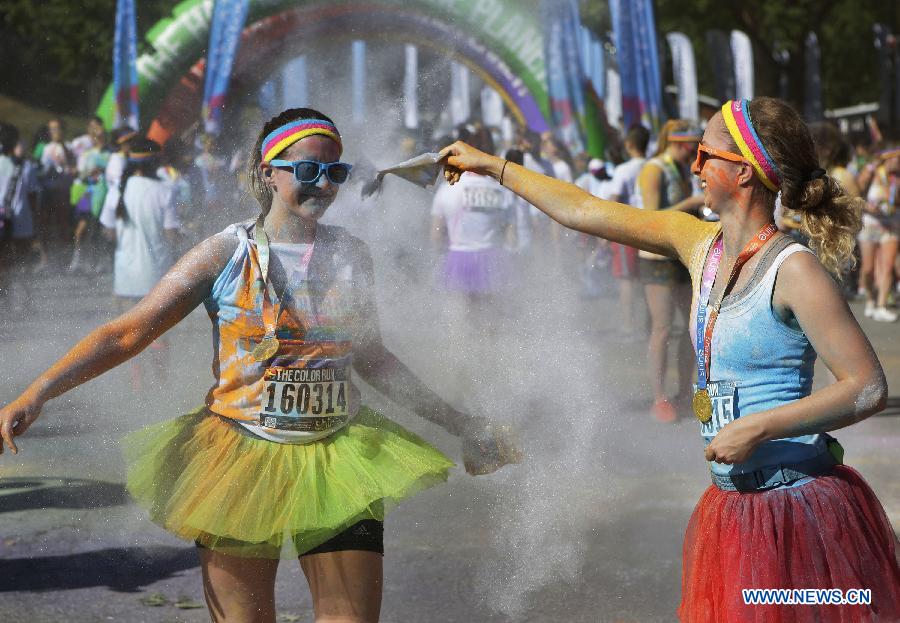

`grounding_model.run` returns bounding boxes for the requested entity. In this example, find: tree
[0,0,172,115]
